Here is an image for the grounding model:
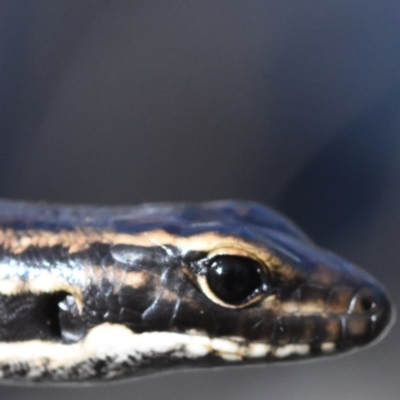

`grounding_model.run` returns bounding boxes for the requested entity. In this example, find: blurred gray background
[1,1,399,399]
